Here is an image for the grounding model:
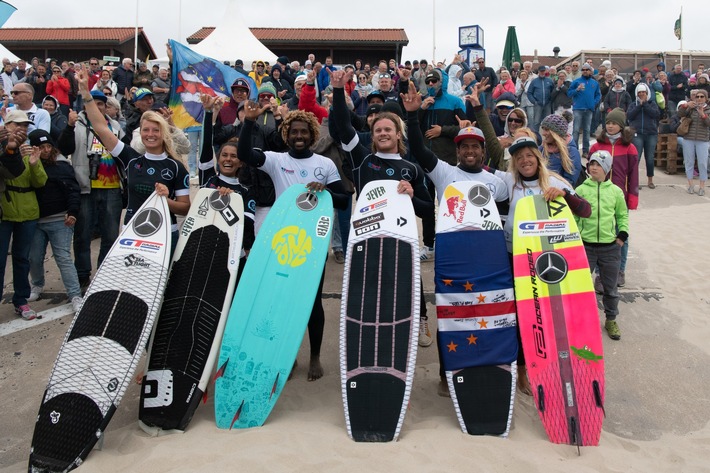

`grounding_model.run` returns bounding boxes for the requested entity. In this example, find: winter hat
[381,101,403,119]
[601,60,612,68]
[589,150,612,175]
[605,108,627,130]
[257,82,277,97]
[366,103,383,117]
[28,129,55,148]
[635,83,650,97]
[540,114,568,137]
